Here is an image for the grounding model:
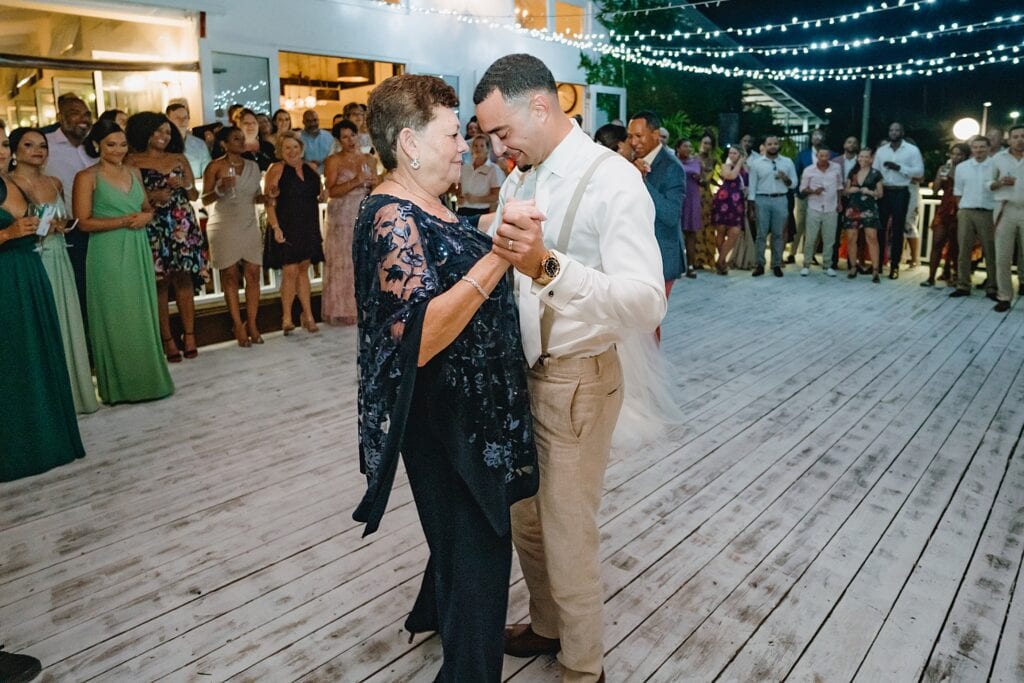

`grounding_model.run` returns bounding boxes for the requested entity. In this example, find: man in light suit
[627,111,685,301]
